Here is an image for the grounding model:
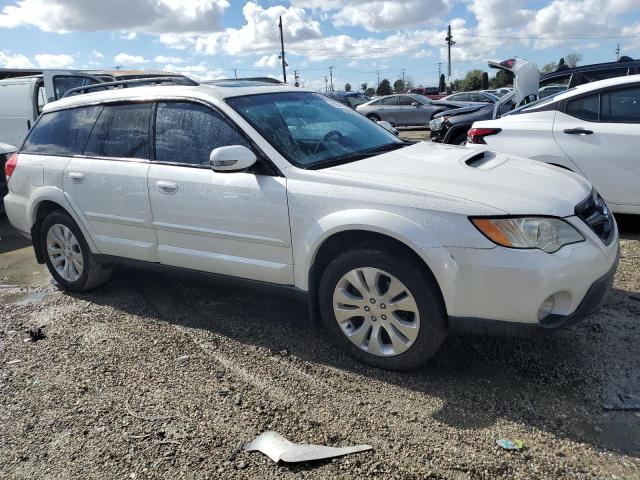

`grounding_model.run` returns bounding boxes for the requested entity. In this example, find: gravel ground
[1,214,639,480]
